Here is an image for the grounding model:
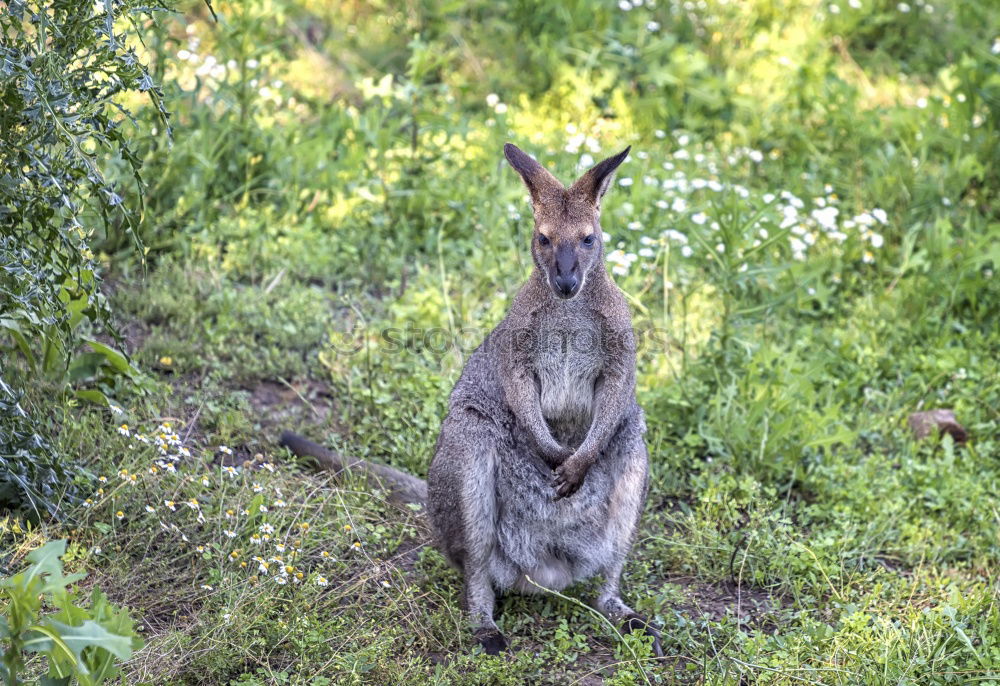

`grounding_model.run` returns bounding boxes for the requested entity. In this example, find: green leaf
[40,675,72,686]
[82,340,132,376]
[46,619,136,662]
[18,540,67,589]
[75,389,110,406]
